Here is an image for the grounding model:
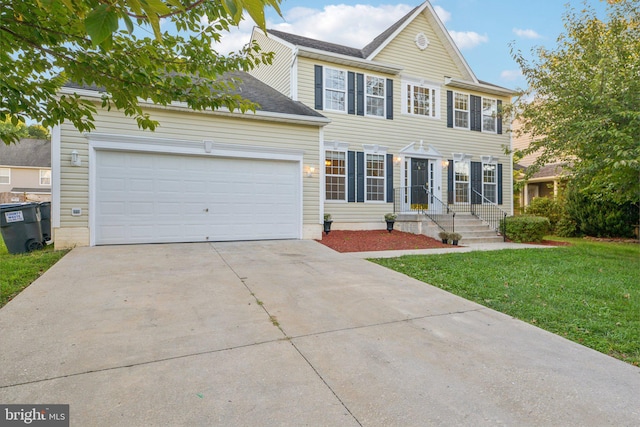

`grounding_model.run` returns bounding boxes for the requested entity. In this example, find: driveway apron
[0,240,638,426]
